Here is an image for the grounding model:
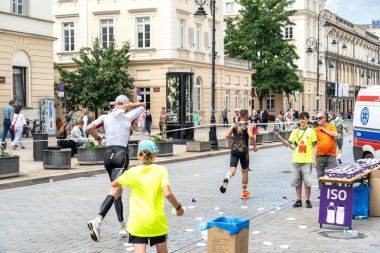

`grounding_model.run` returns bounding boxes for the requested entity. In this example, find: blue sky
[325,0,380,24]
